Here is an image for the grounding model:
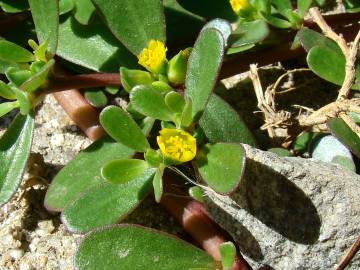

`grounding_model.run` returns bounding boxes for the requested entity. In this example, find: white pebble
[8,248,24,260]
